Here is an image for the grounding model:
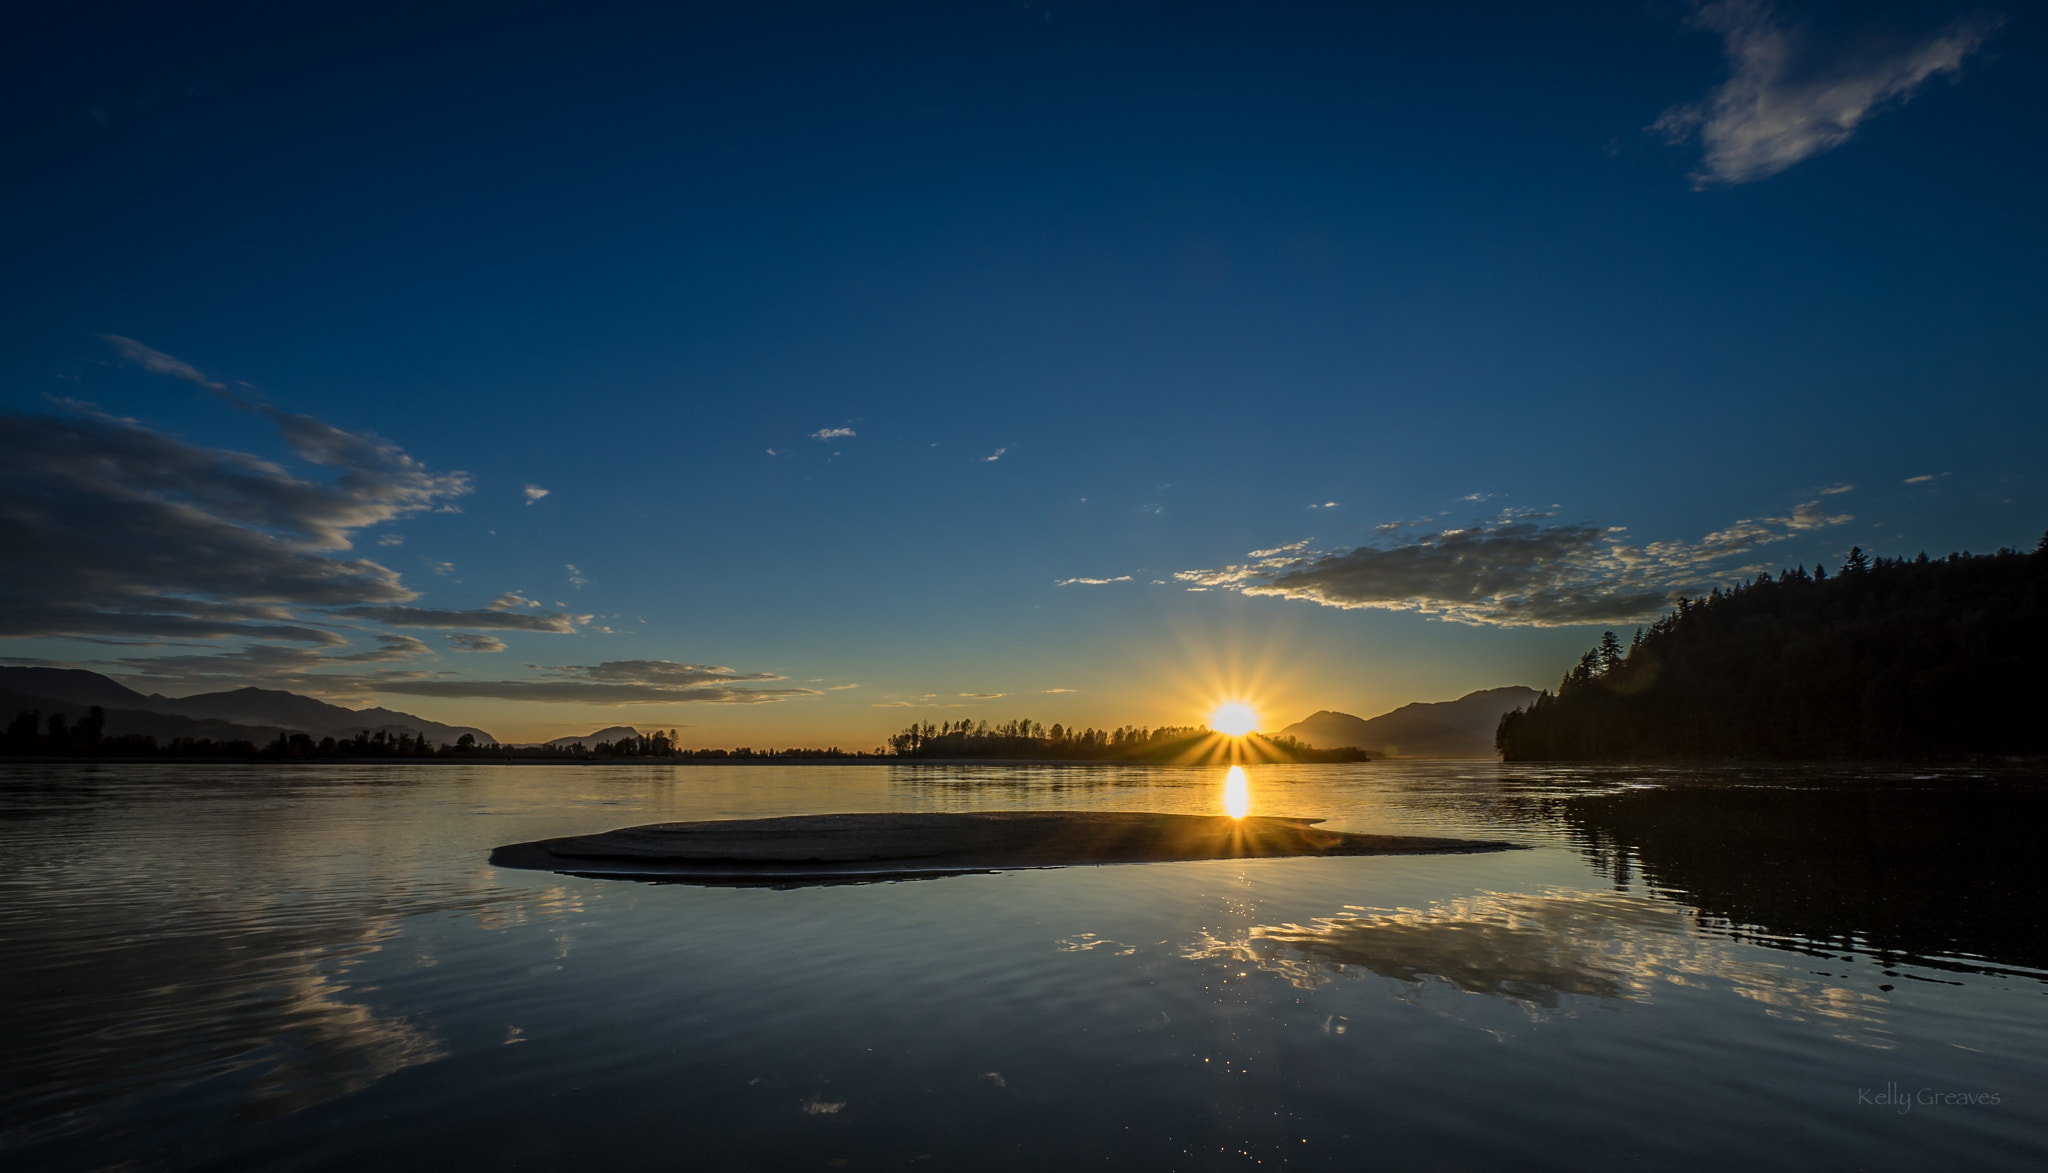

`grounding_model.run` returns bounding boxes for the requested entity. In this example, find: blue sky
[2,1,2043,744]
